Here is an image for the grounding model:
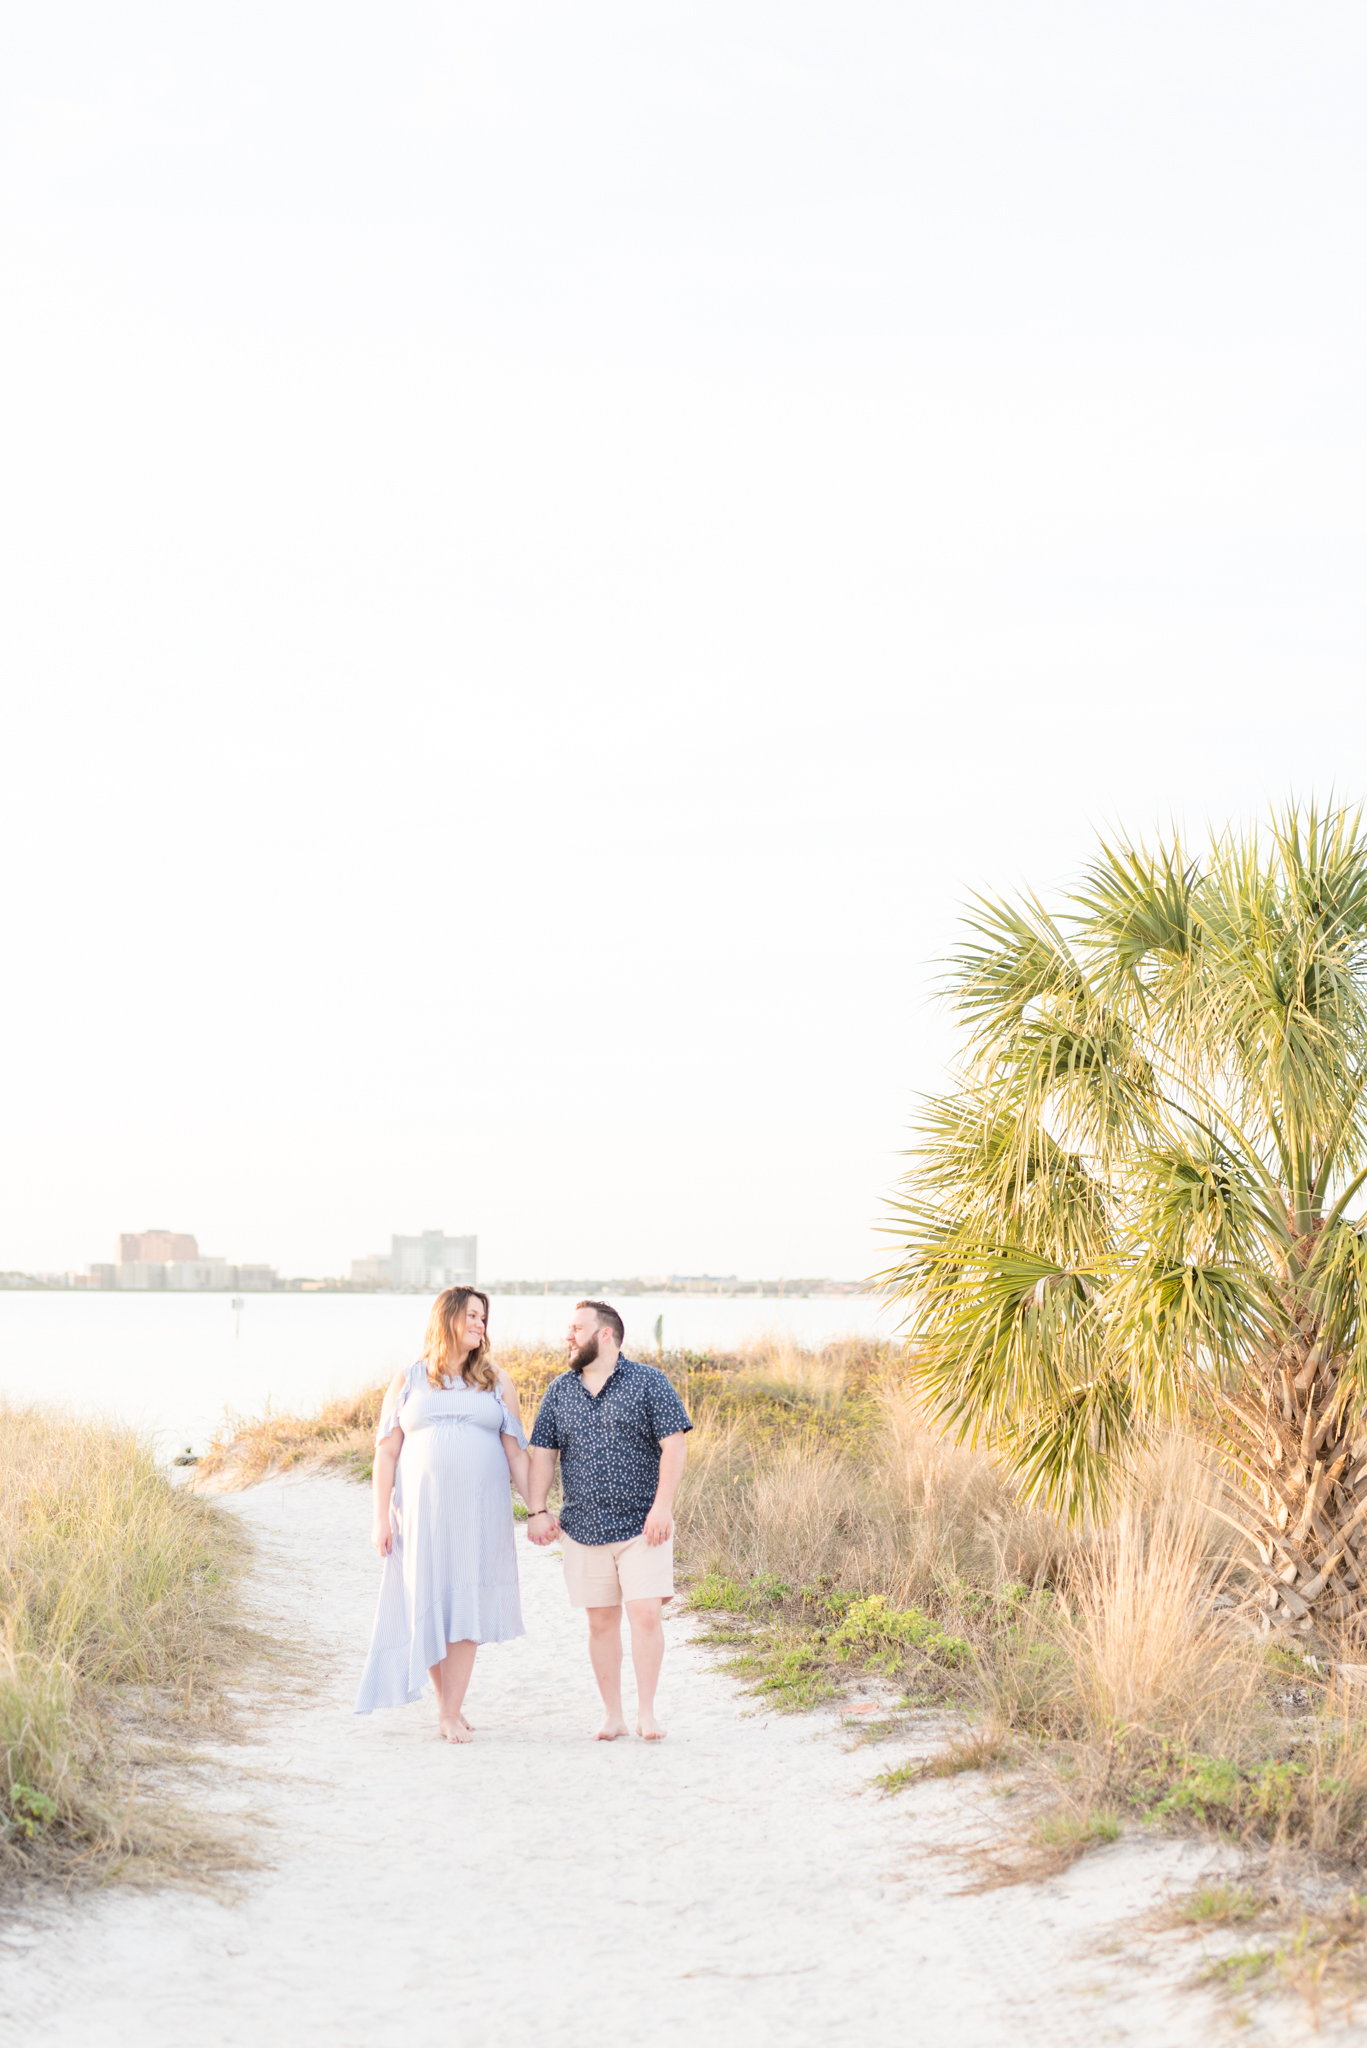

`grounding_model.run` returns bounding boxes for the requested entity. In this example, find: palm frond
[1133,1135,1276,1268]
[1076,832,1202,992]
[1107,1256,1274,1390]
[945,892,1088,1056]
[1004,1372,1135,1521]
[890,1092,1110,1266]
